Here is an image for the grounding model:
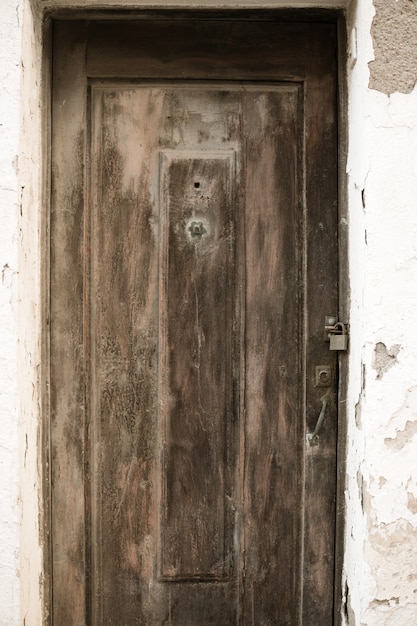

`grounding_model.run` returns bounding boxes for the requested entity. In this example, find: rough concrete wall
[344,0,417,623]
[369,0,417,95]
[0,1,21,623]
